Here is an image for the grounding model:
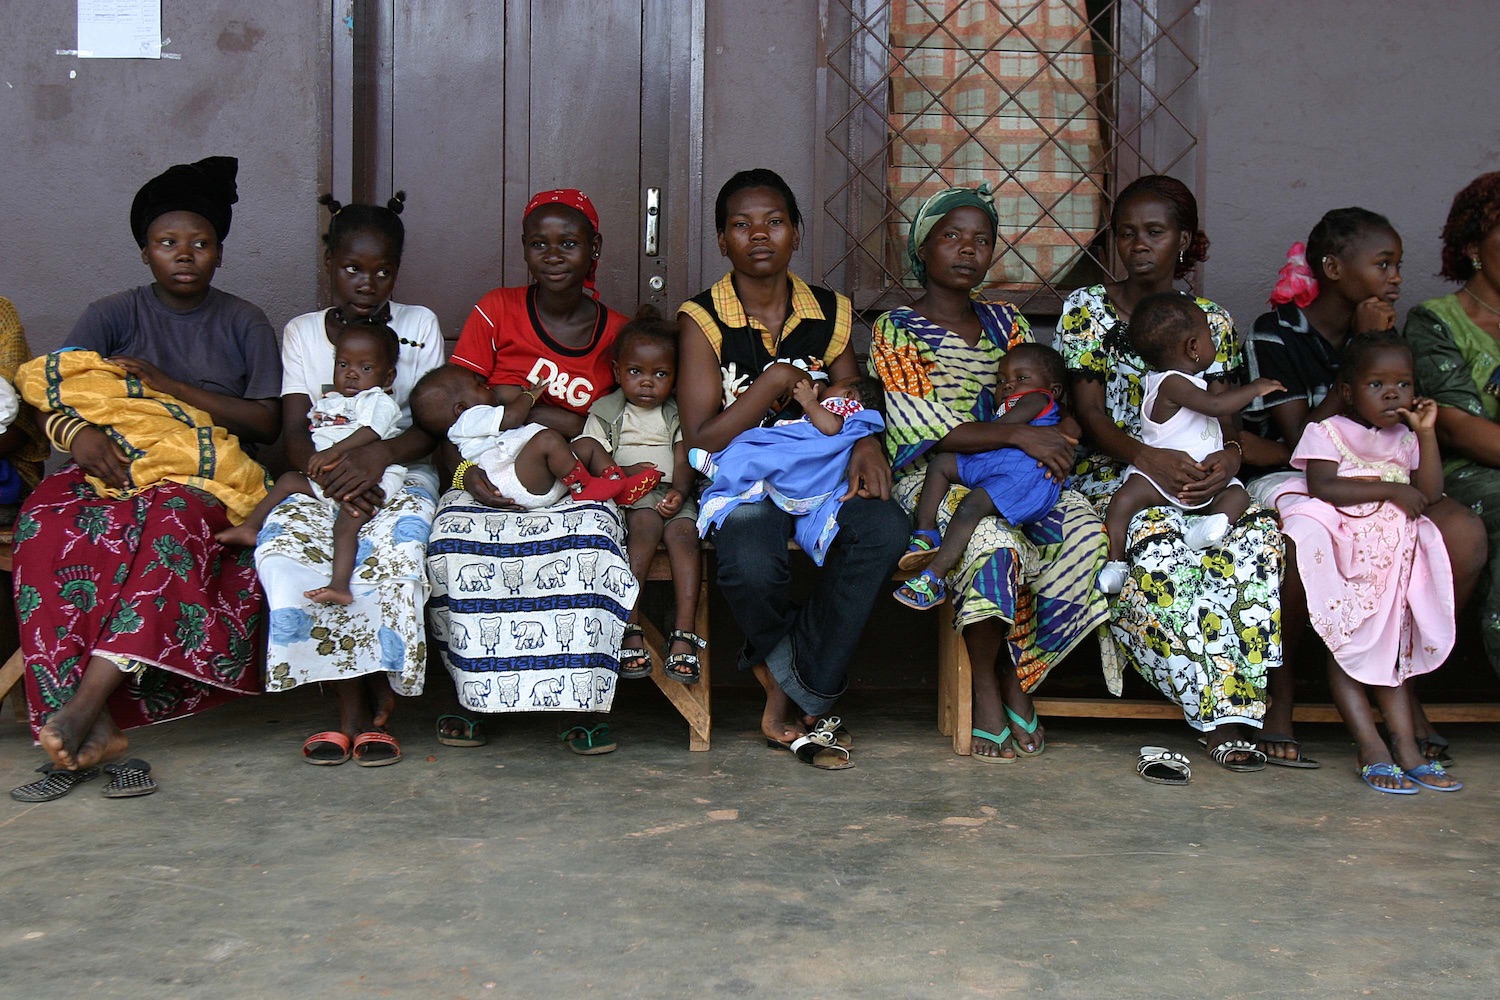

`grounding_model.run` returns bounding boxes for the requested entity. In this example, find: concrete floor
[1,683,1498,1000]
